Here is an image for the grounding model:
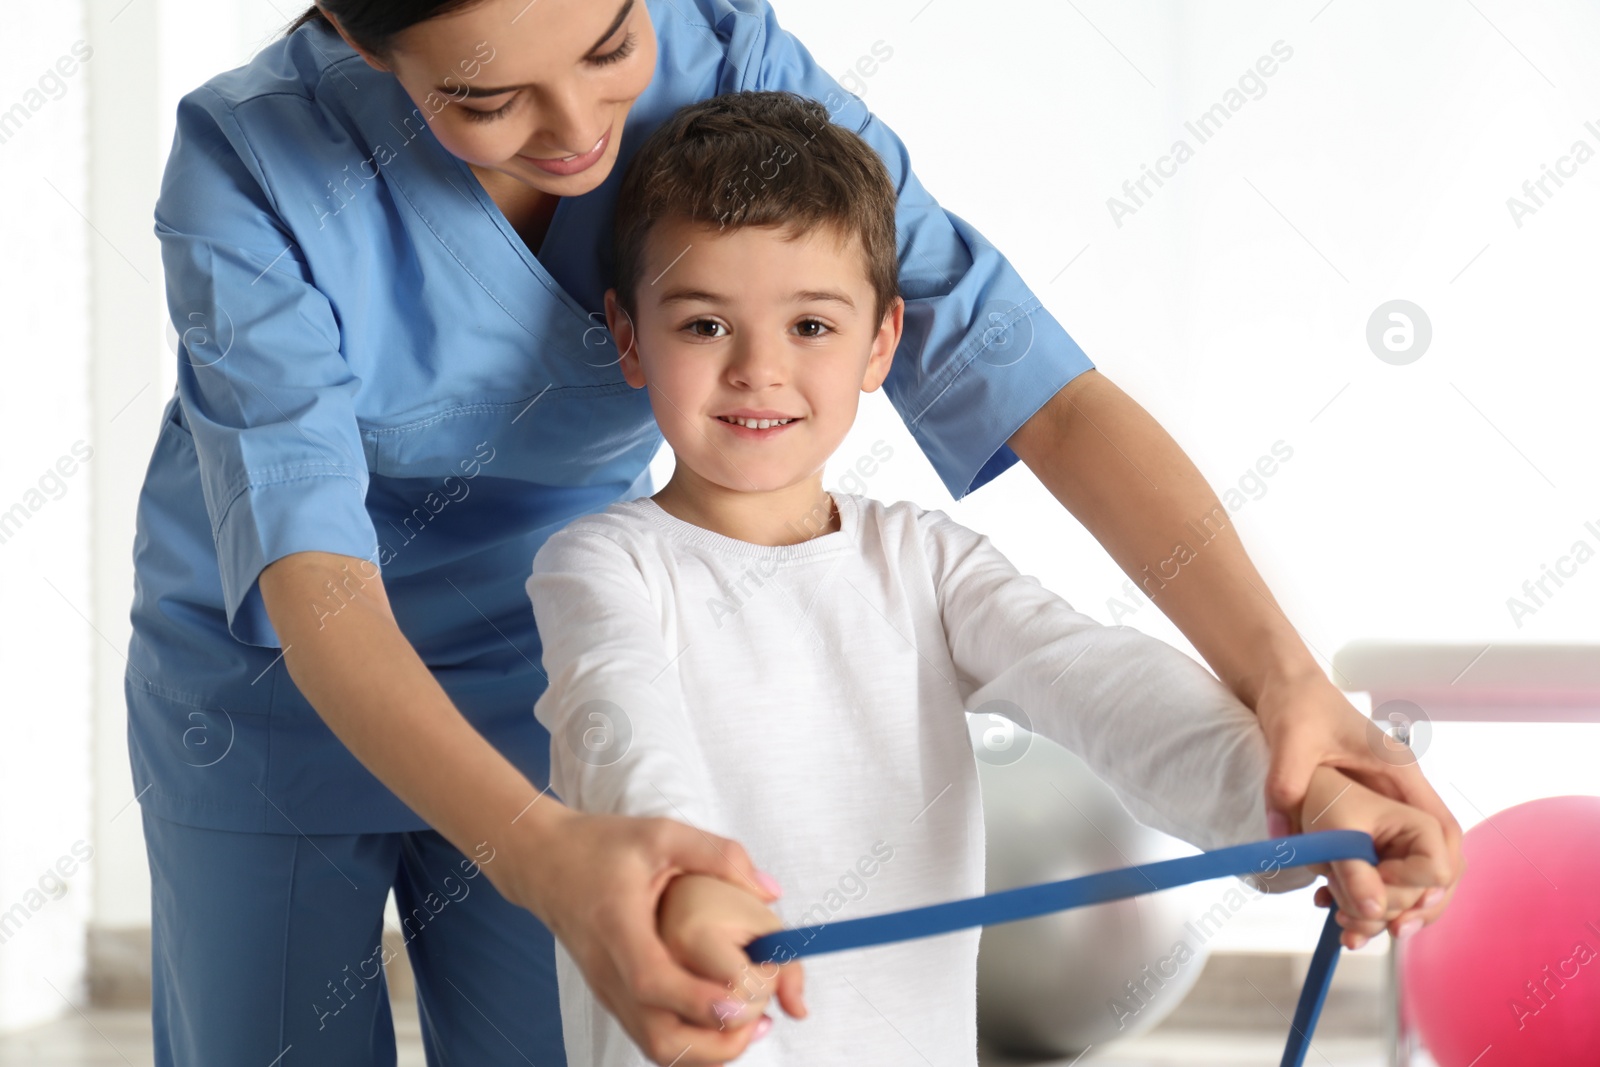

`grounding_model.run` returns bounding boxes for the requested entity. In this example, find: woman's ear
[604,289,645,388]
[319,6,392,72]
